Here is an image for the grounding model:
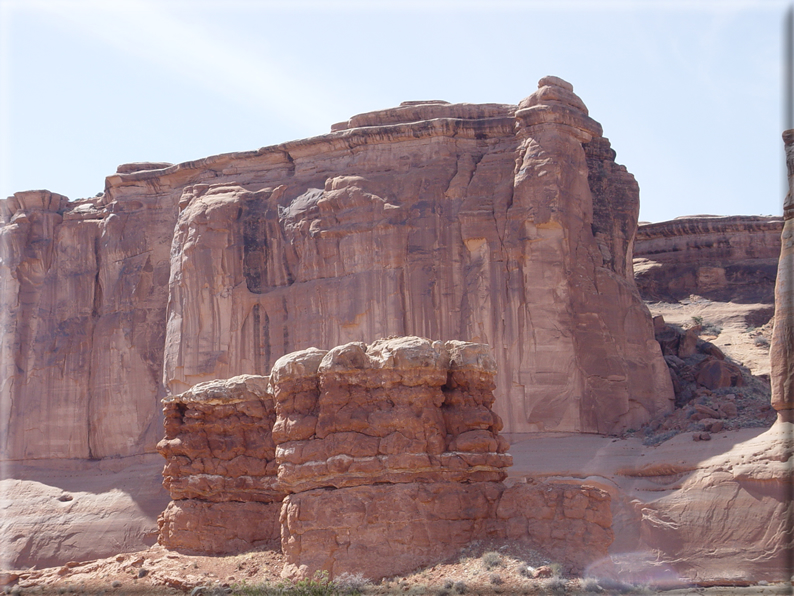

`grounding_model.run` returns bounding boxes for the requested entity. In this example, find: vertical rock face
[772,131,794,413]
[163,77,672,436]
[156,375,284,553]
[0,178,175,461]
[1,76,672,463]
